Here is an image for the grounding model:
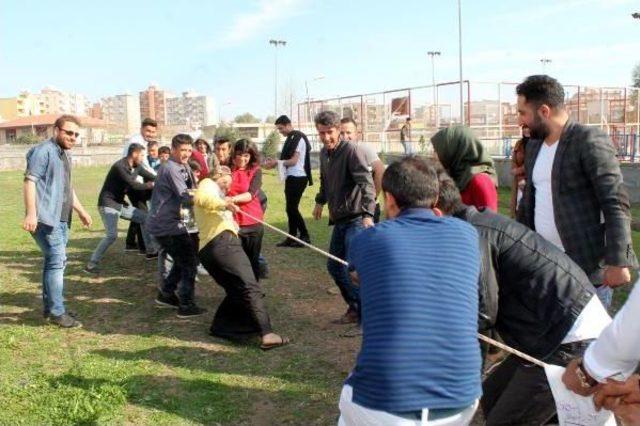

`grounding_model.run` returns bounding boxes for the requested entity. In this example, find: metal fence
[298,81,640,161]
